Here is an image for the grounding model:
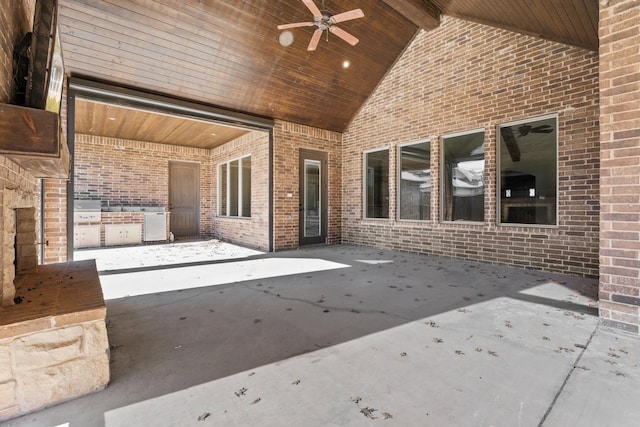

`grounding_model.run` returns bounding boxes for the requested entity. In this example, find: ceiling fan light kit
[279,30,295,47]
[277,0,364,51]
